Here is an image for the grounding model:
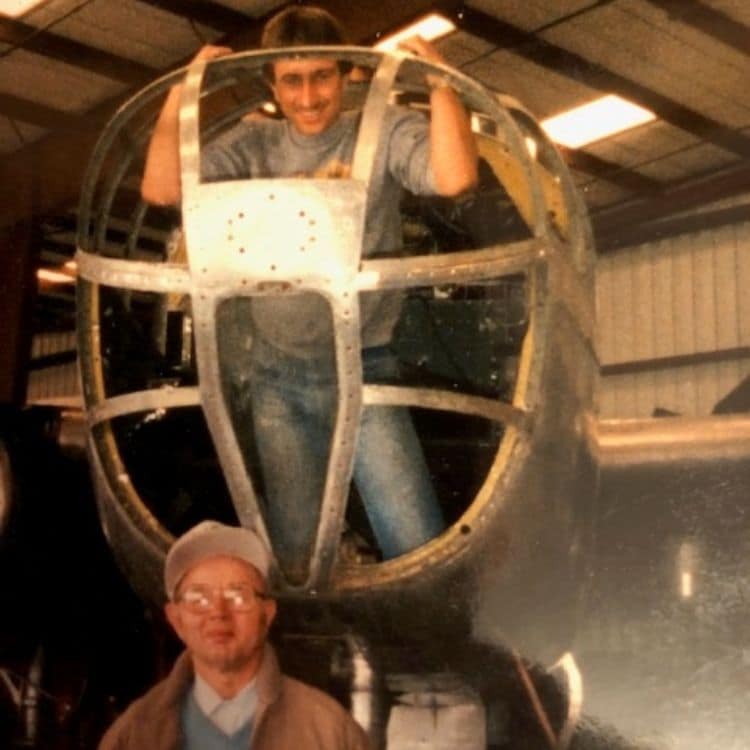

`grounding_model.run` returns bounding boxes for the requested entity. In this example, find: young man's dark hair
[261,5,348,47]
[260,5,352,79]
